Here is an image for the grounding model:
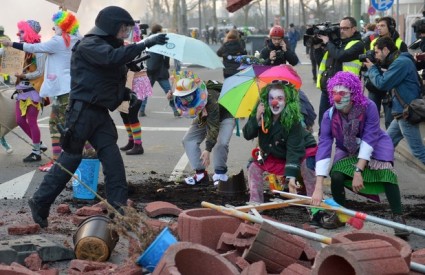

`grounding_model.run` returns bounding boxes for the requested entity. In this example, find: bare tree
[241,0,261,27]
